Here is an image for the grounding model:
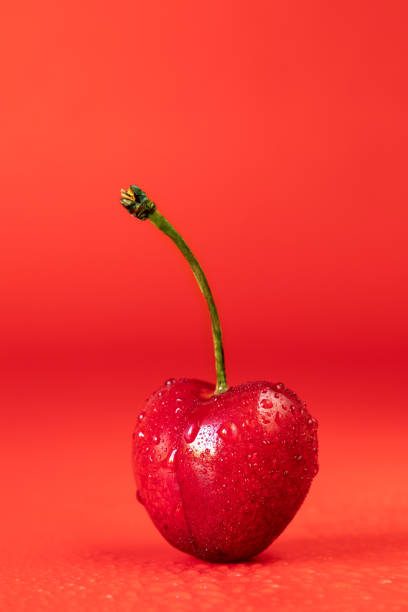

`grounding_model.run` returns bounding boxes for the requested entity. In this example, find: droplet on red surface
[275,382,285,391]
[138,412,145,422]
[165,378,175,386]
[152,434,160,445]
[166,449,178,471]
[218,422,239,441]
[184,422,200,444]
